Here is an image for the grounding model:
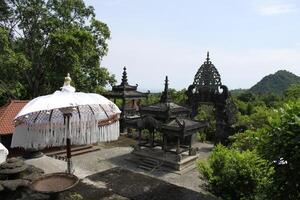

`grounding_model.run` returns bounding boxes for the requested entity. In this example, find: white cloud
[257,1,297,16]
